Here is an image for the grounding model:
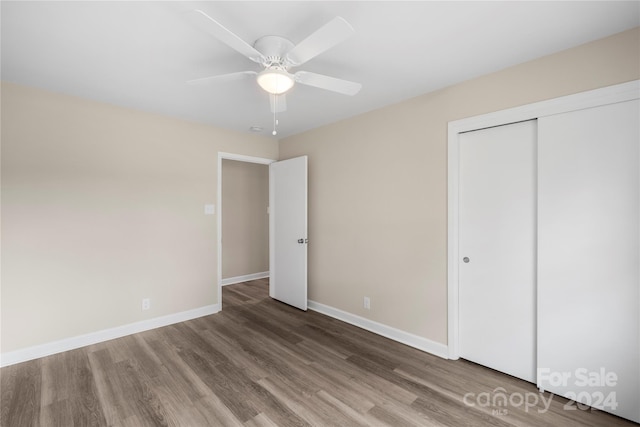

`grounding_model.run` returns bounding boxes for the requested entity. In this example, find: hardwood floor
[2,279,636,426]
